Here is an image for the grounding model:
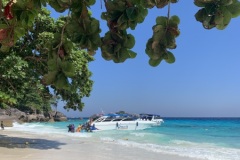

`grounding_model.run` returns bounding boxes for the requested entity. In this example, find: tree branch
[24,56,47,62]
